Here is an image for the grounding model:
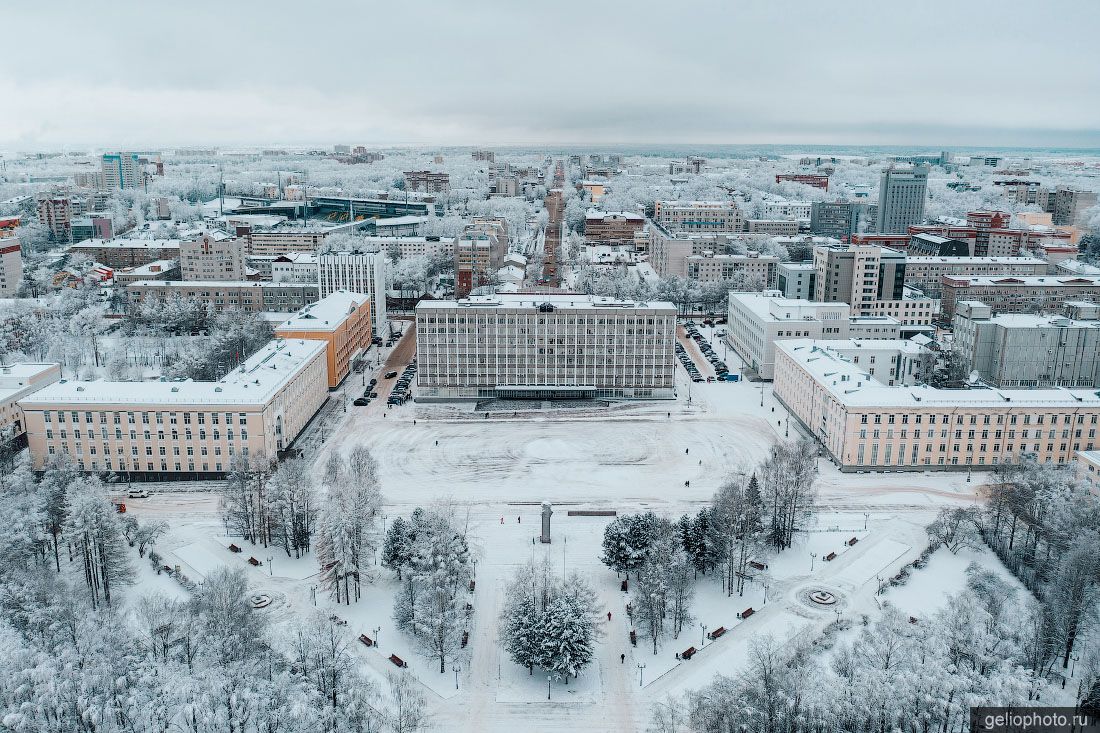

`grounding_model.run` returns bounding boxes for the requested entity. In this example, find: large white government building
[415,294,677,401]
